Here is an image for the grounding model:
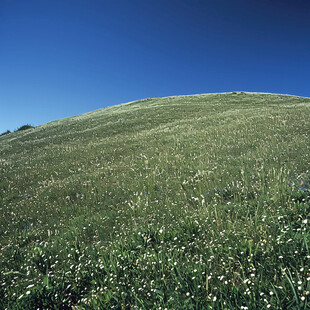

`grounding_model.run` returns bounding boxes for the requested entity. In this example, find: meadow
[0,92,309,309]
